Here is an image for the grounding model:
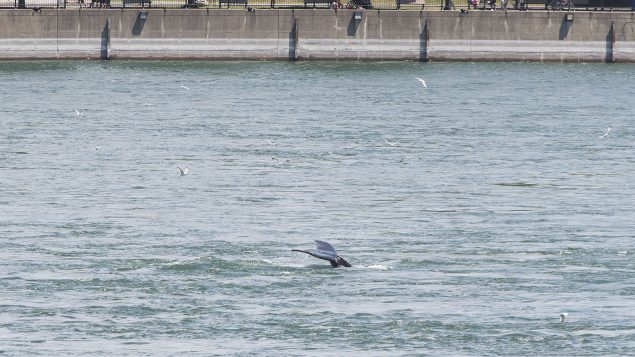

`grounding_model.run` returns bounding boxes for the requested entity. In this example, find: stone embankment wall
[0,9,634,61]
